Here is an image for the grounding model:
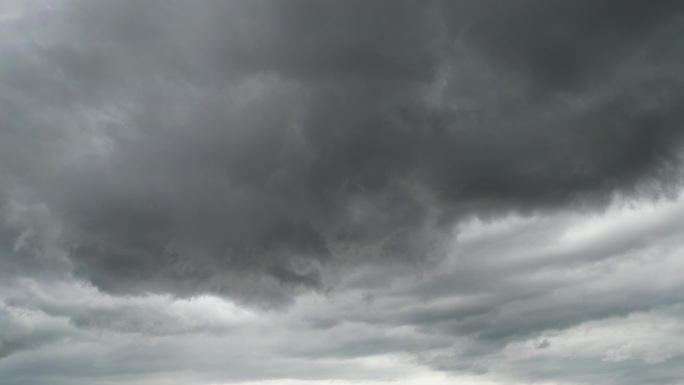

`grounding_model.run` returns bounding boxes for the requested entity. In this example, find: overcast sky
[1,1,684,384]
